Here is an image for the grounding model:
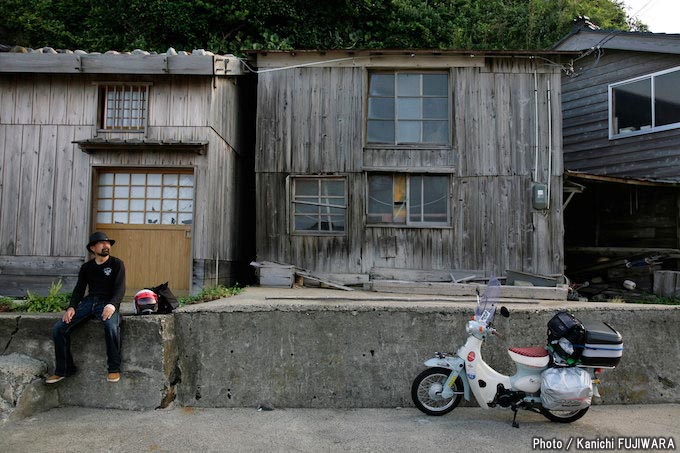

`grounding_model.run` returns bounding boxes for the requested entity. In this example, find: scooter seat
[508,347,550,368]
[509,347,548,358]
